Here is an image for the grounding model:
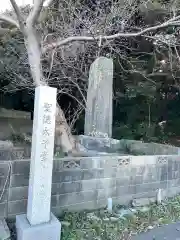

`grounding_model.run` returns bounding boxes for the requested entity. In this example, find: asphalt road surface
[132,221,180,240]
